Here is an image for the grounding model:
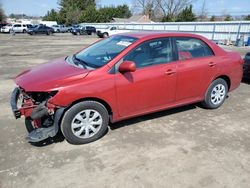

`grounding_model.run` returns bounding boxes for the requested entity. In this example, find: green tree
[210,15,216,21]
[245,15,250,20]
[58,0,95,24]
[224,15,233,21]
[162,15,174,22]
[116,5,131,18]
[97,4,132,23]
[79,5,101,23]
[43,0,132,24]
[176,5,196,22]
[43,9,58,21]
